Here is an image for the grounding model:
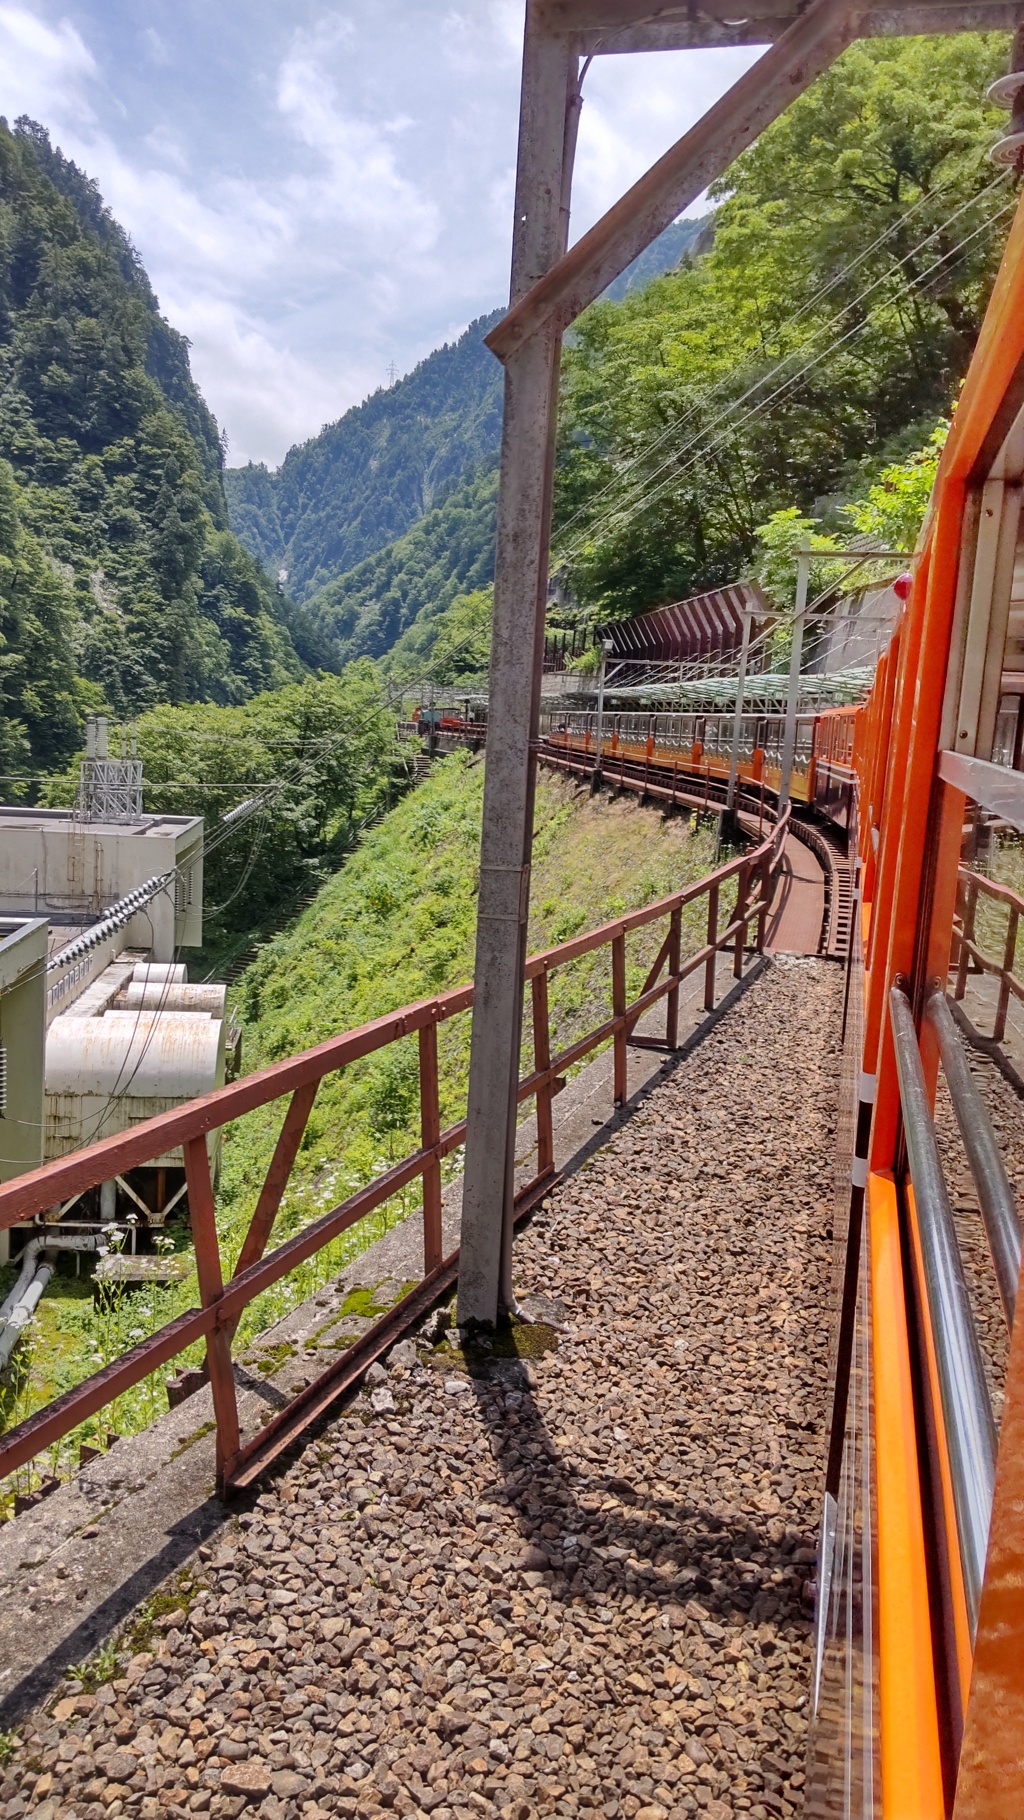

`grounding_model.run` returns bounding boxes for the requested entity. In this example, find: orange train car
[806,188,1024,1816]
